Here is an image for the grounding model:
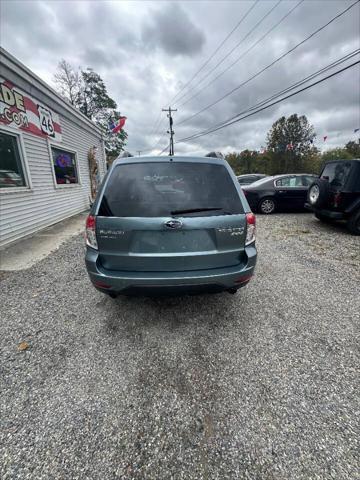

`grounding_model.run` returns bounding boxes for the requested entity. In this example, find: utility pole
[162,106,177,156]
[136,150,142,156]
